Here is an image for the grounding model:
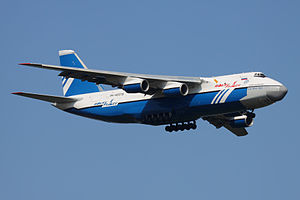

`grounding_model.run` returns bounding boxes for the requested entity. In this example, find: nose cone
[267,85,288,102]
